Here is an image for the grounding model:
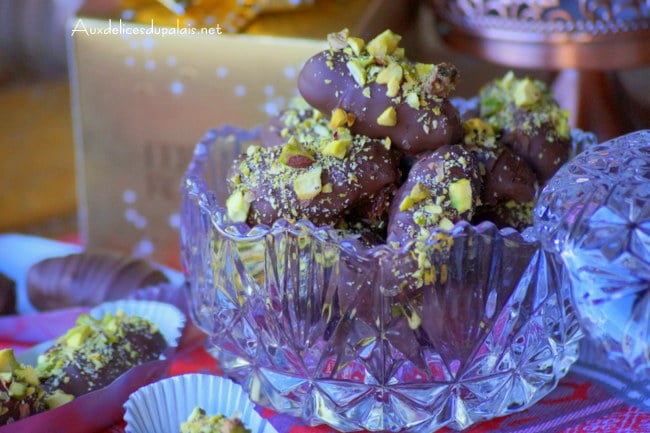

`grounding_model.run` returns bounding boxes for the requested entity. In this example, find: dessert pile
[0,311,167,426]
[226,29,572,242]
